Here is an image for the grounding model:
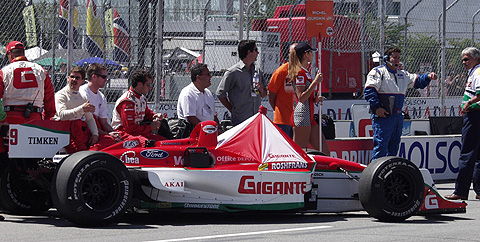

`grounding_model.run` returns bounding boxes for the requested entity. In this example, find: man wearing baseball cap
[1,41,55,123]
[0,41,55,150]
